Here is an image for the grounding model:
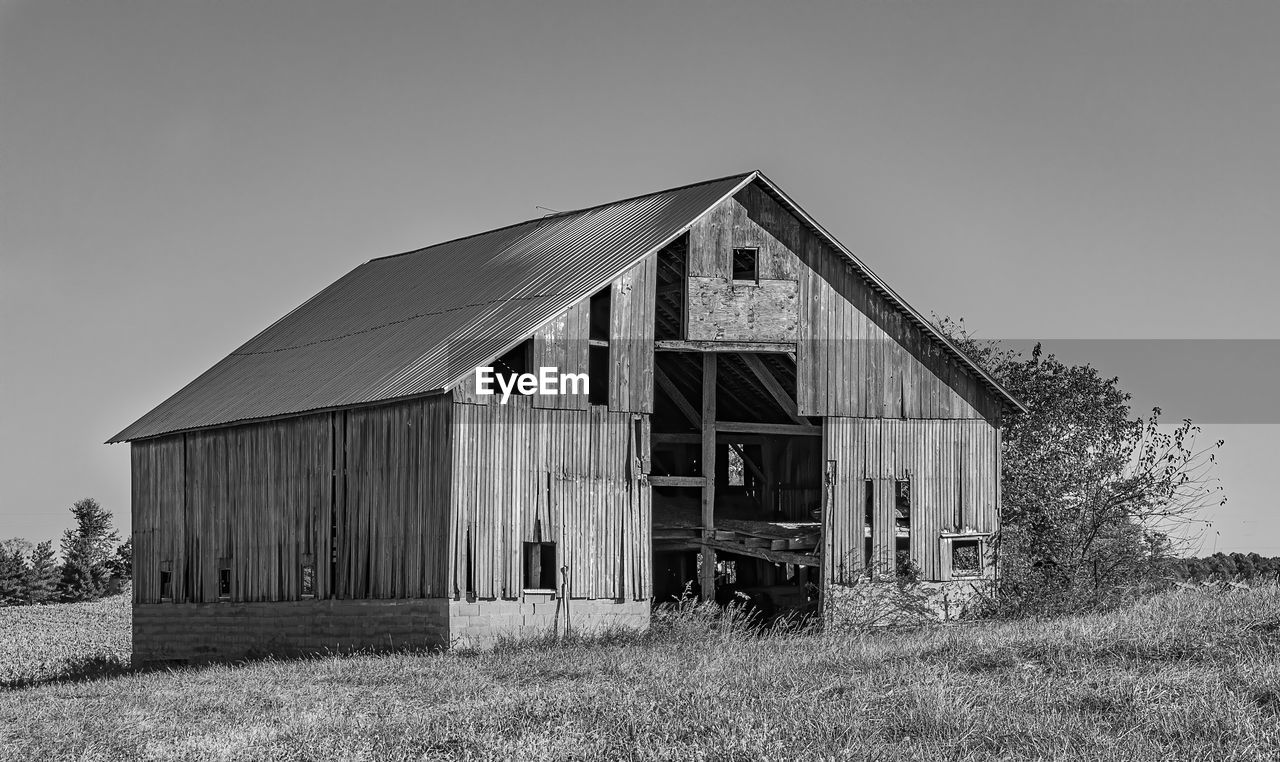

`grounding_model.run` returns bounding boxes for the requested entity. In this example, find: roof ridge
[367,170,757,264]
